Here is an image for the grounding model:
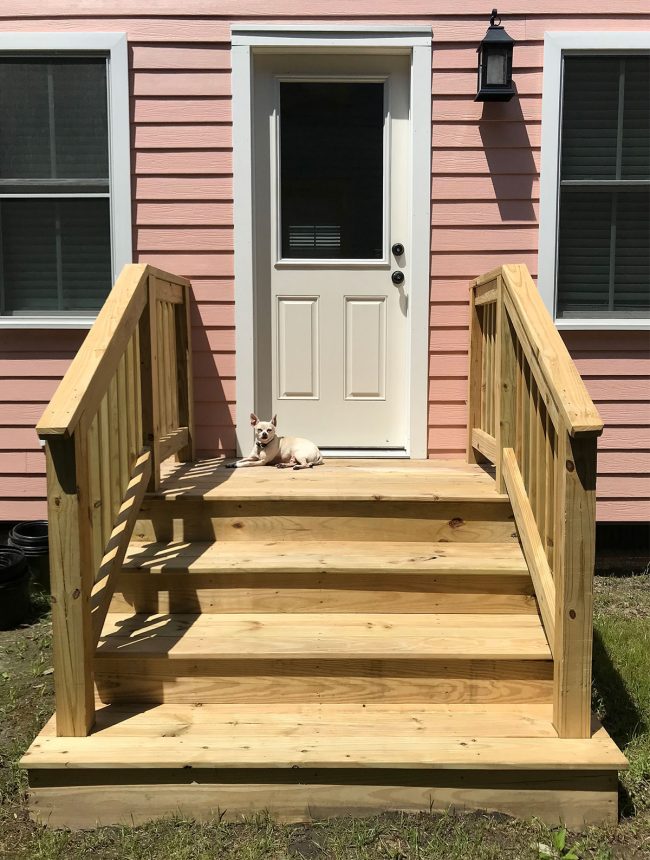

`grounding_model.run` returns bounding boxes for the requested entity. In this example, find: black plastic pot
[8,520,49,591]
[0,548,30,629]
